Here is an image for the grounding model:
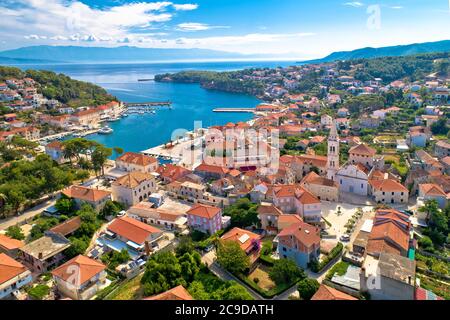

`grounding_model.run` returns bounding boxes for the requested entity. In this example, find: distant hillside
[0,45,269,63]
[302,40,450,63]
